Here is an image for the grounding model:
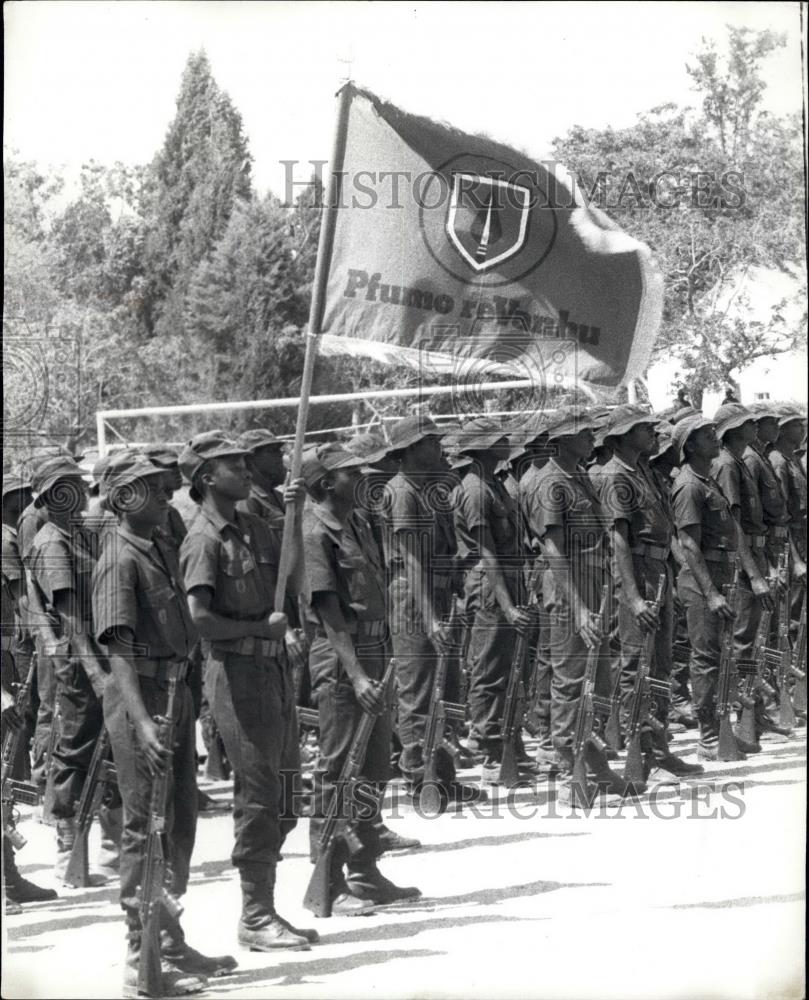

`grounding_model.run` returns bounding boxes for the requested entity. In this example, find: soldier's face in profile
[205,455,252,501]
[558,429,594,462]
[330,467,361,506]
[124,476,170,528]
[756,417,779,444]
[783,419,806,449]
[47,475,89,516]
[410,435,445,472]
[739,420,757,446]
[627,422,657,455]
[250,445,286,487]
[690,424,720,460]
